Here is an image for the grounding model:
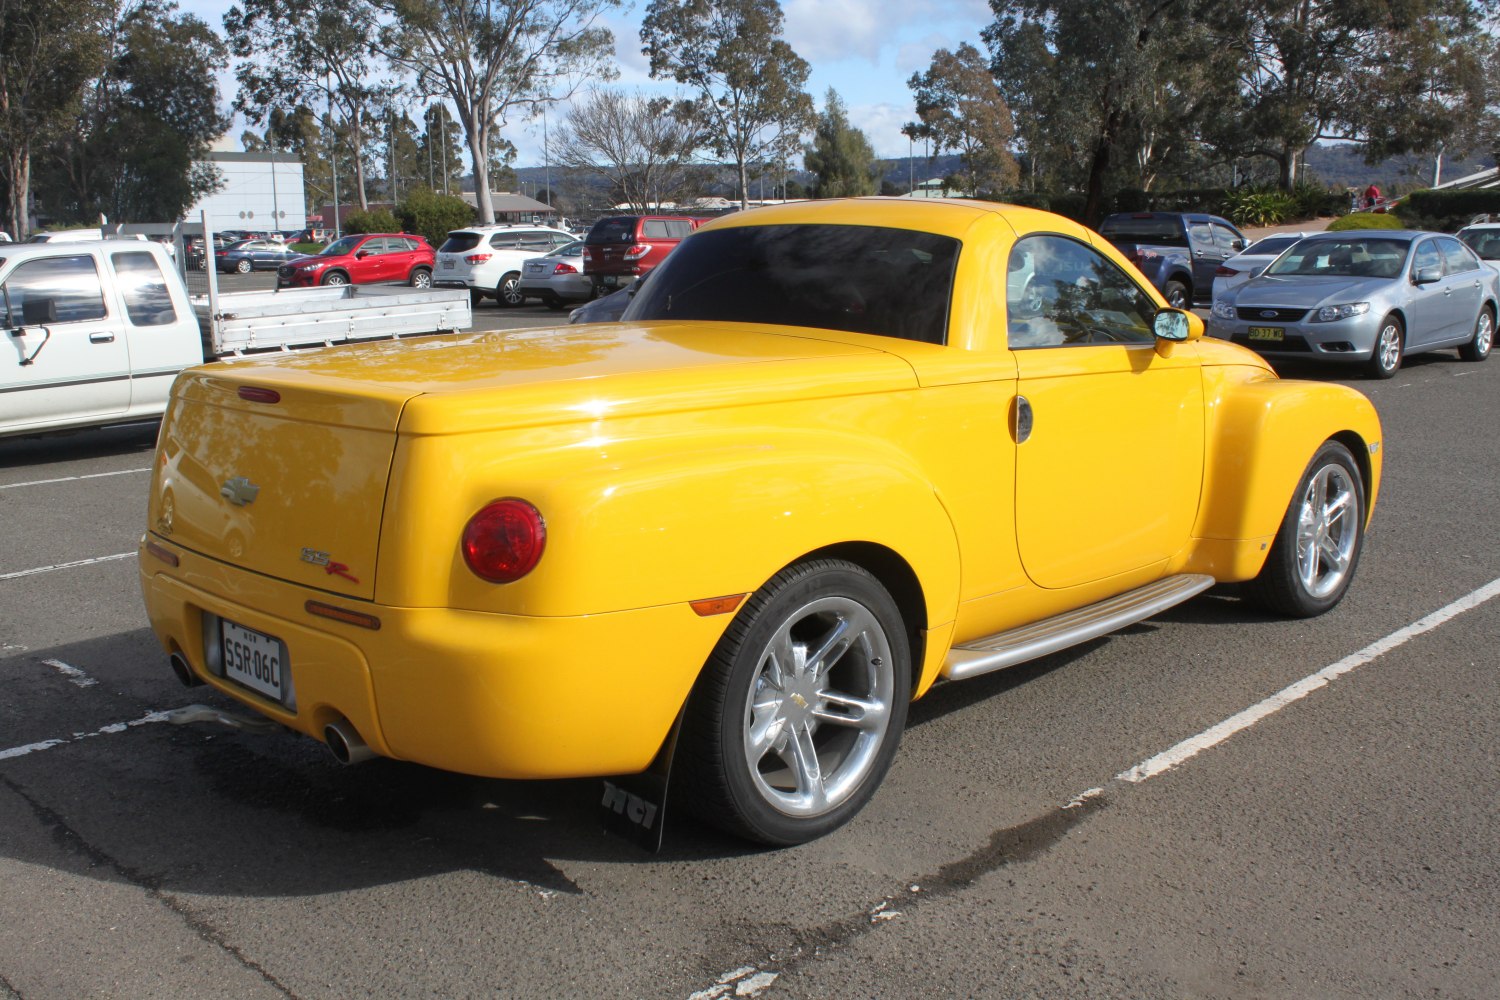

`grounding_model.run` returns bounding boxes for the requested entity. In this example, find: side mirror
[356,250,371,259]
[1153,307,1203,346]
[22,297,58,326]
[1413,265,1442,285]
[1232,239,1247,251]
